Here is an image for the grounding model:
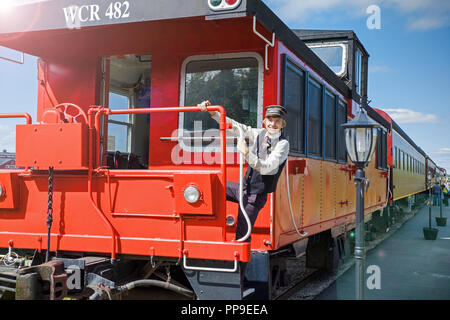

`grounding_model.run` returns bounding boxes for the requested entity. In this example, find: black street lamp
[342,106,379,300]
